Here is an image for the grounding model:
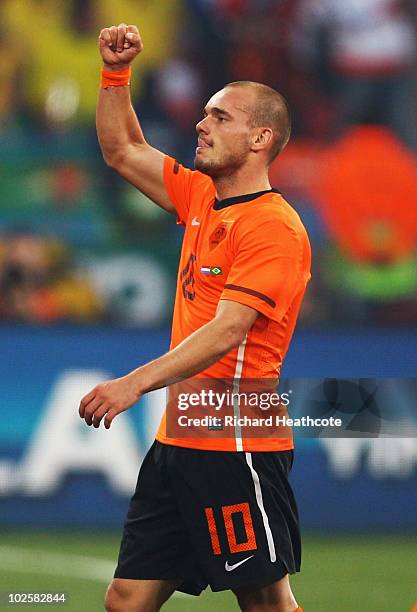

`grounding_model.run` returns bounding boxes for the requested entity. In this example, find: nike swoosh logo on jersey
[191,217,200,226]
[225,555,254,572]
